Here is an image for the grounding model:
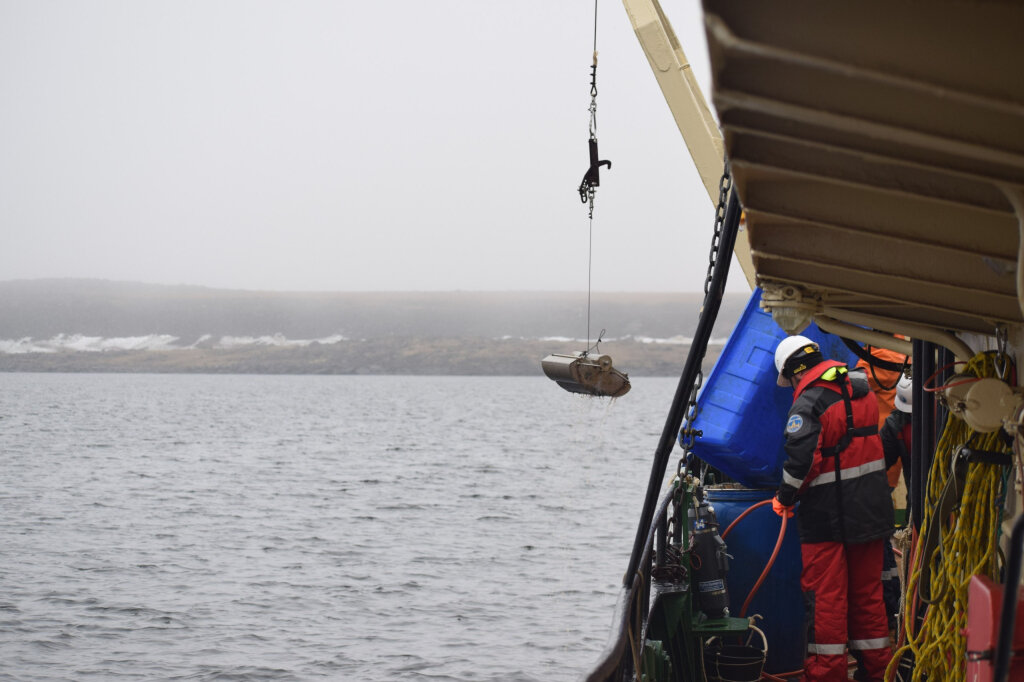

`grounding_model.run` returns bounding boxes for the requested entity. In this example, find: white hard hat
[894,375,913,413]
[774,335,820,387]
